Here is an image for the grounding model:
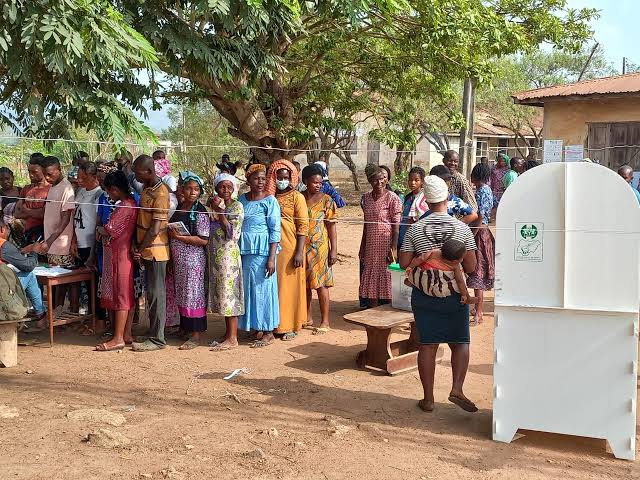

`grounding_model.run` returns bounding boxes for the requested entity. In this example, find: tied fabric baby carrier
[0,264,29,321]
